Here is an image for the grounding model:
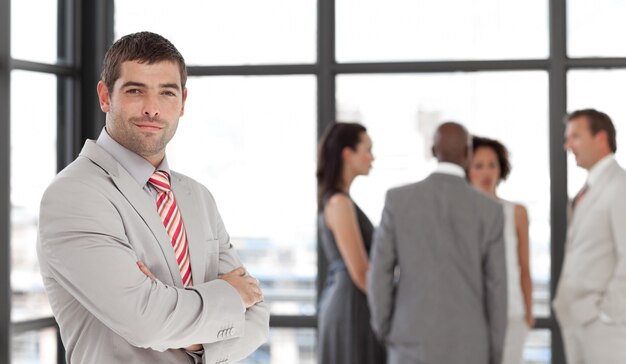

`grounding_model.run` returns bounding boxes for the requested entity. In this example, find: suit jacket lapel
[171,173,207,285]
[568,160,619,239]
[79,141,182,286]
